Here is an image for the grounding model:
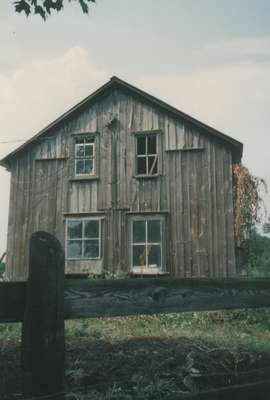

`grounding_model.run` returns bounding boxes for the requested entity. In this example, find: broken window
[131,218,163,271]
[75,136,95,175]
[66,218,101,259]
[136,134,158,175]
